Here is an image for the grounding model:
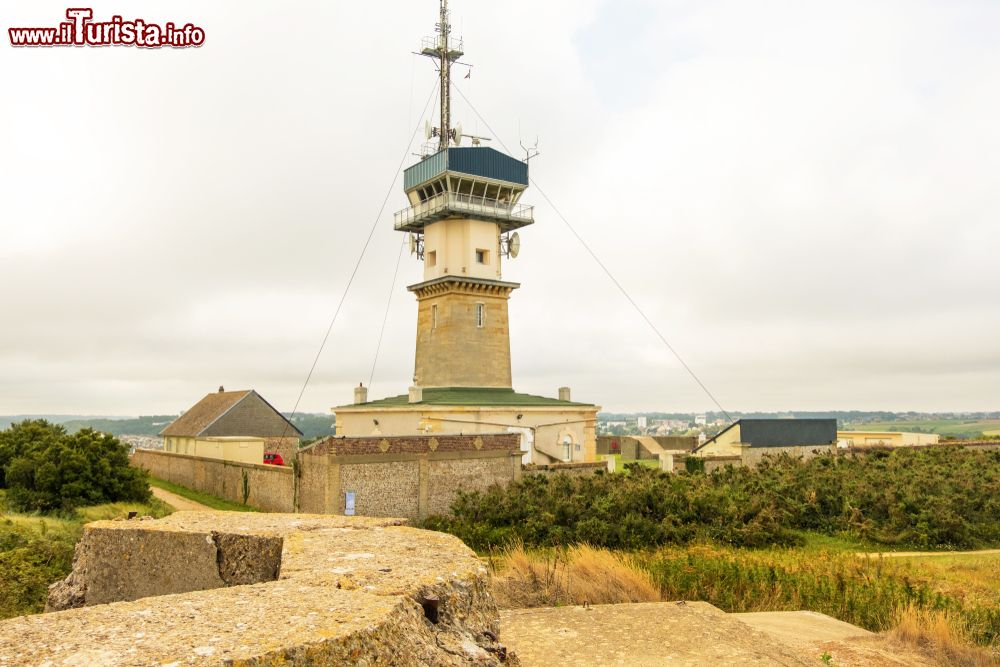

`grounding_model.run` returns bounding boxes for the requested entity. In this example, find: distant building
[695,415,707,426]
[597,435,698,460]
[837,431,940,448]
[160,388,302,465]
[636,416,648,430]
[694,418,837,464]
